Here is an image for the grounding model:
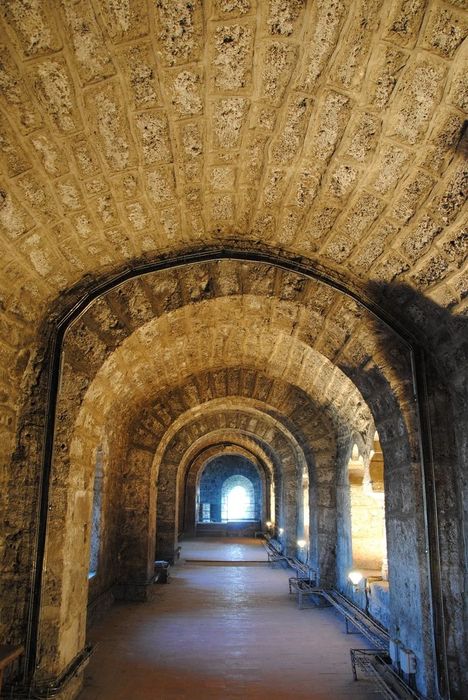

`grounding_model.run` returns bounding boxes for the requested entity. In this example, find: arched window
[348,436,387,578]
[302,467,309,541]
[89,447,104,577]
[221,475,255,521]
